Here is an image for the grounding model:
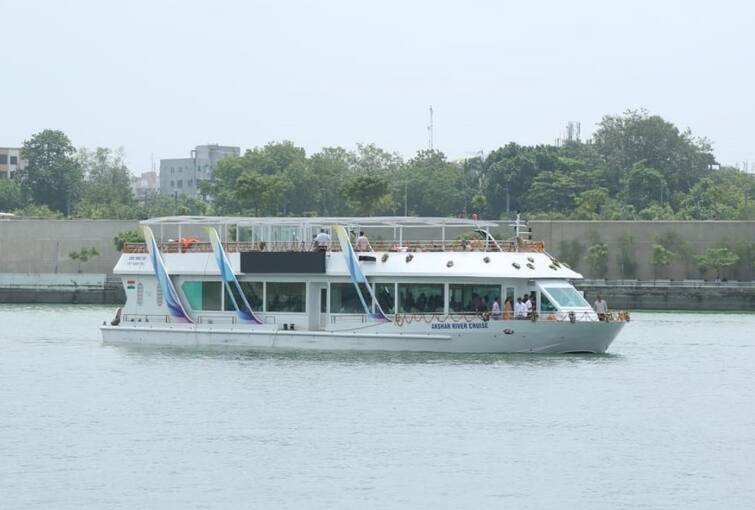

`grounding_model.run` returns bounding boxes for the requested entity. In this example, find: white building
[131,171,158,200]
[0,147,26,179]
[159,144,240,197]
